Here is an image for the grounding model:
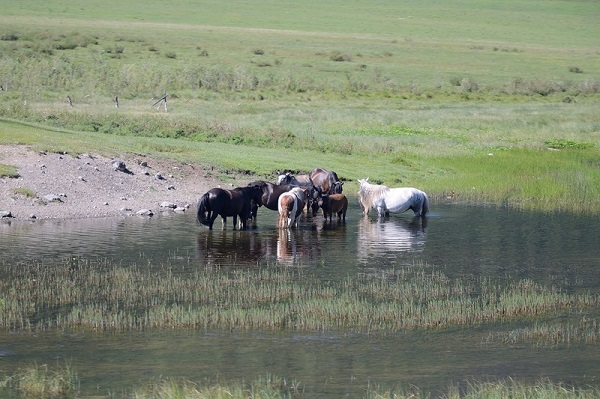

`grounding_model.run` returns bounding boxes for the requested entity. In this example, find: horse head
[277,172,293,185]
[357,178,369,189]
[310,185,323,215]
[333,180,344,194]
[245,183,266,220]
